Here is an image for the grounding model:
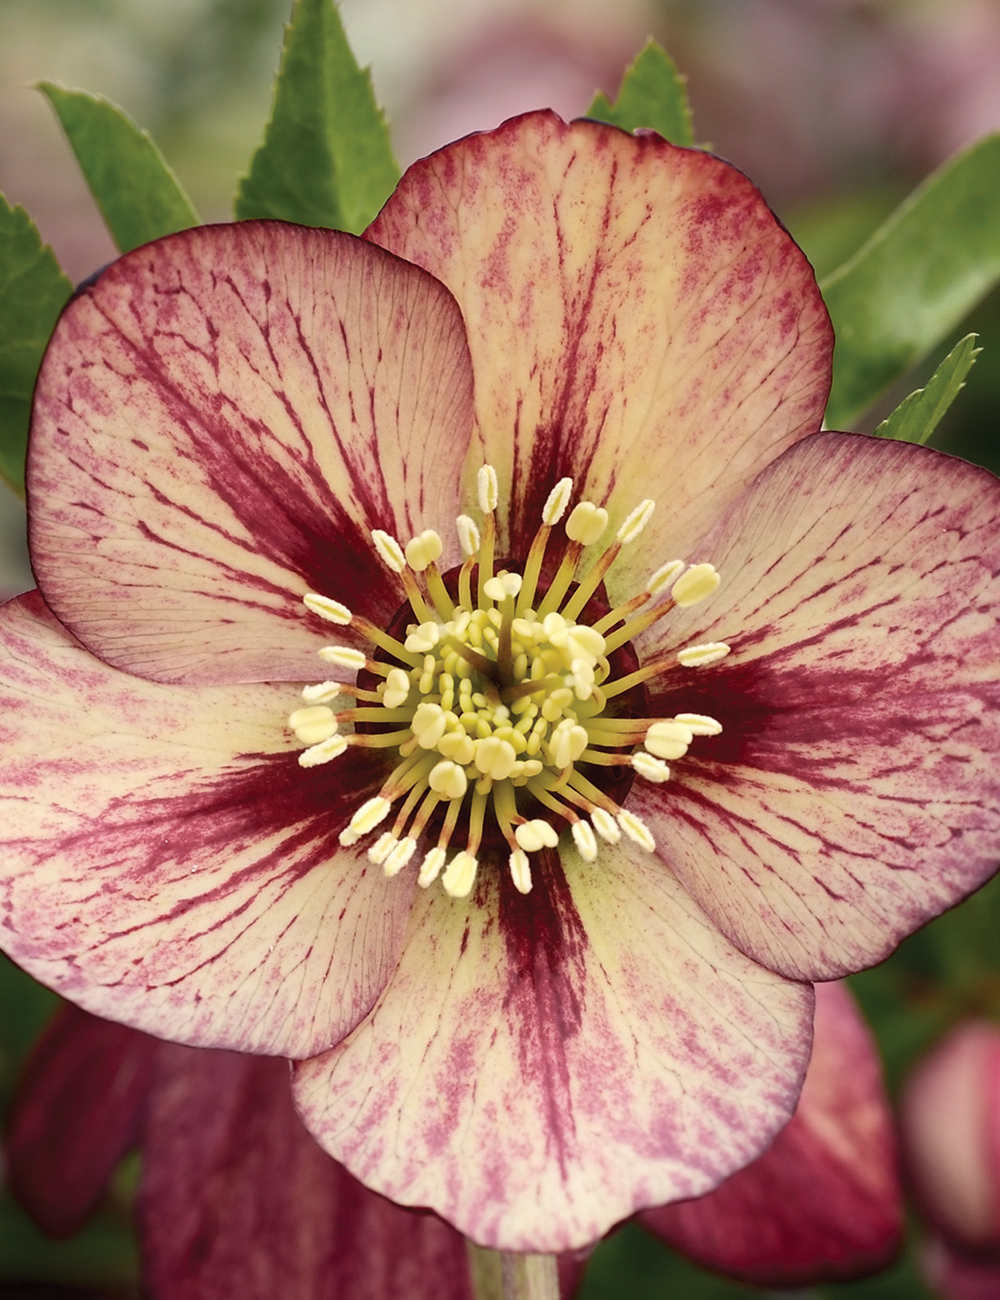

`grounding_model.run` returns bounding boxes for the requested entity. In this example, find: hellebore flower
[901,1020,1000,1299]
[642,980,902,1286]
[1,110,999,1250]
[6,985,896,1296]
